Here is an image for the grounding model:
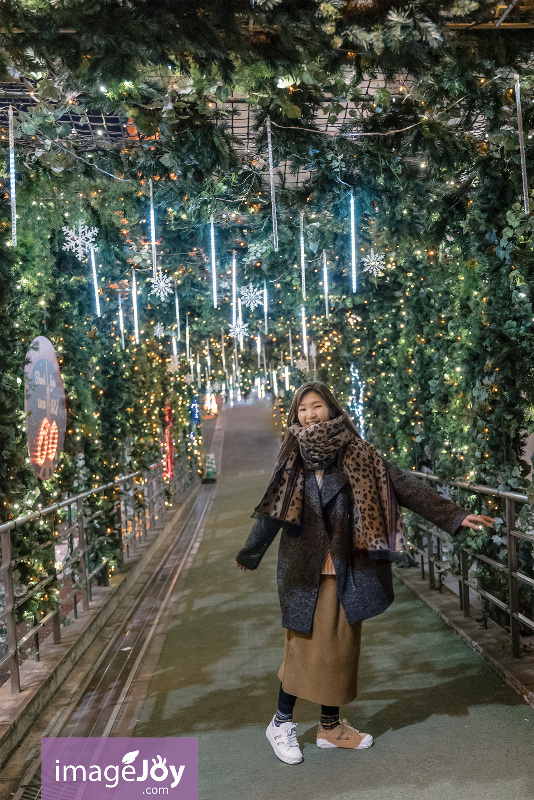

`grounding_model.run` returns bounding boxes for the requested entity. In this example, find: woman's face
[297,391,331,428]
